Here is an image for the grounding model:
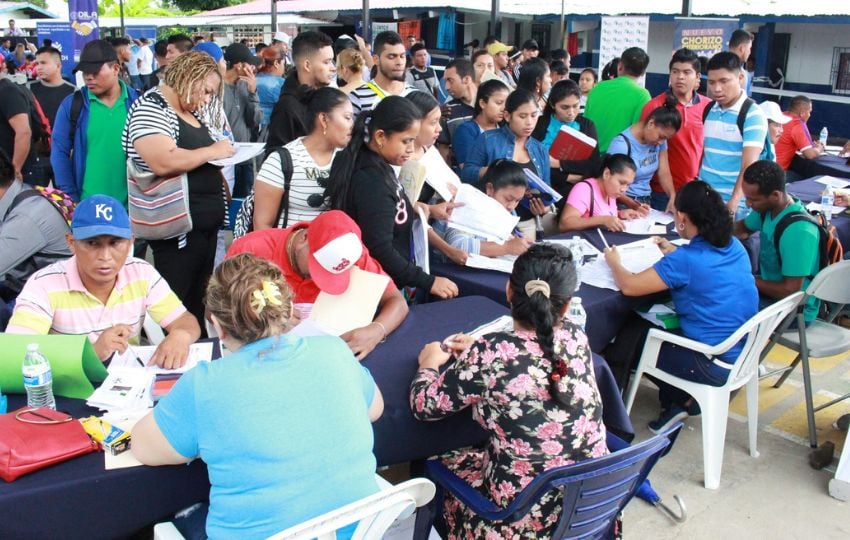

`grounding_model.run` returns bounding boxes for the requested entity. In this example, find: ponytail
[646,94,682,131]
[508,243,577,406]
